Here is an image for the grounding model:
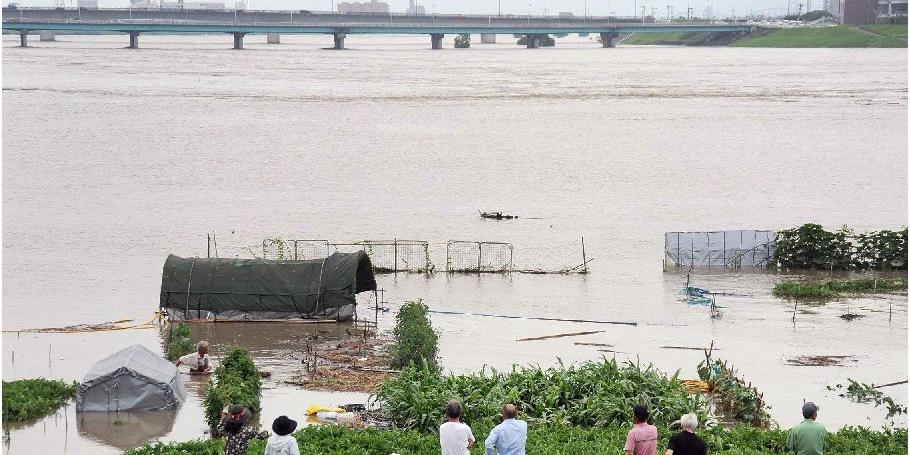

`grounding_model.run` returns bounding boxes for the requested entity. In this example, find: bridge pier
[600,32,617,48]
[333,32,346,49]
[128,32,140,49]
[430,33,443,50]
[267,33,280,44]
[40,31,56,41]
[525,34,540,48]
[19,30,28,47]
[232,32,246,49]
[480,33,496,43]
